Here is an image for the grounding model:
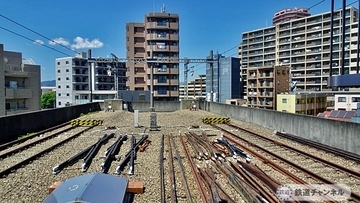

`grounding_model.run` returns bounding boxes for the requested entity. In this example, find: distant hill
[41,80,55,87]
